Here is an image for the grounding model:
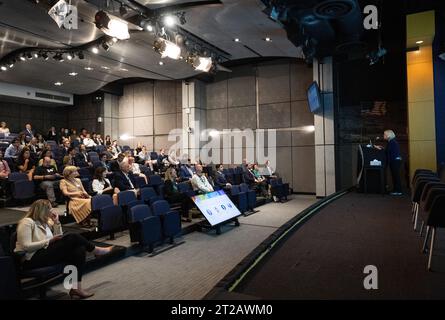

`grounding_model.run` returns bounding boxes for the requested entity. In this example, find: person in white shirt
[128,156,148,184]
[264,160,276,176]
[4,138,21,159]
[83,133,97,148]
[92,167,118,204]
[191,164,214,194]
[0,121,10,135]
